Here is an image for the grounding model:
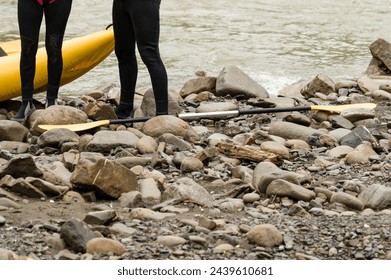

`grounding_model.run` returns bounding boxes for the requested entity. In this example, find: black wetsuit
[112,0,168,116]
[18,0,72,102]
